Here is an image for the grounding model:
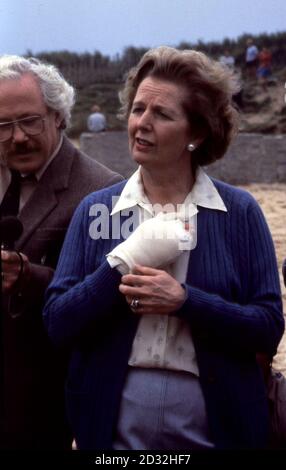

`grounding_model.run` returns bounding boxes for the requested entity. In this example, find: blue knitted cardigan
[43,179,284,450]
